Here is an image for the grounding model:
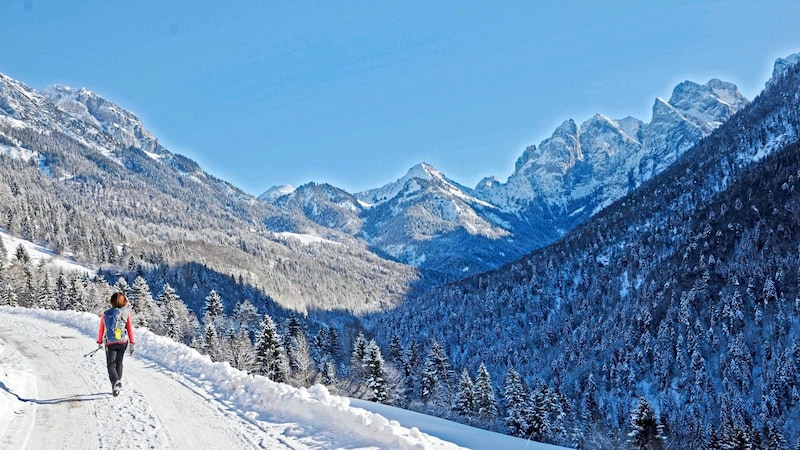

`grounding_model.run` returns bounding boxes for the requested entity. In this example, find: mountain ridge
[264,77,750,278]
[0,72,420,315]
